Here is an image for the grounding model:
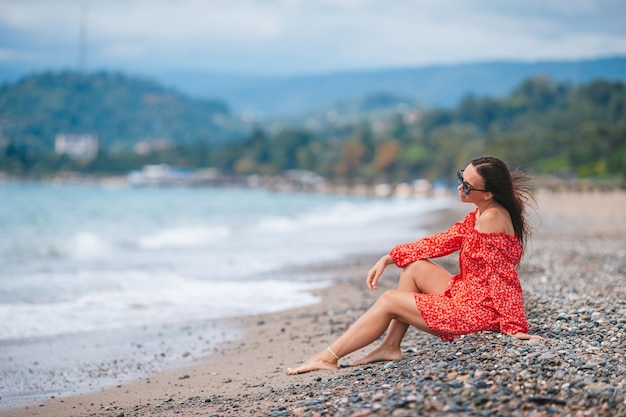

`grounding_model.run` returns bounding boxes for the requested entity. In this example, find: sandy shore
[3,190,626,416]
